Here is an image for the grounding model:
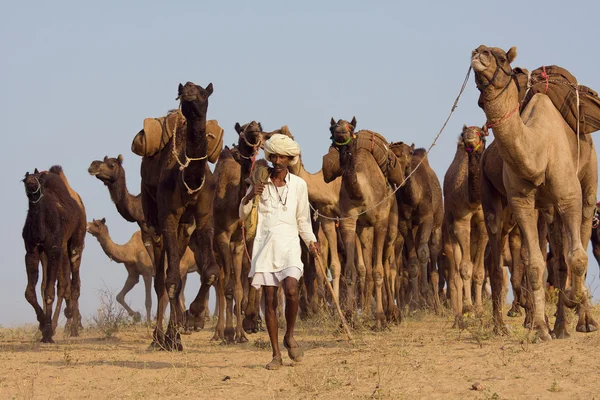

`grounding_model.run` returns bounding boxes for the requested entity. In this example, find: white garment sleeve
[296,179,317,247]
[239,186,254,220]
